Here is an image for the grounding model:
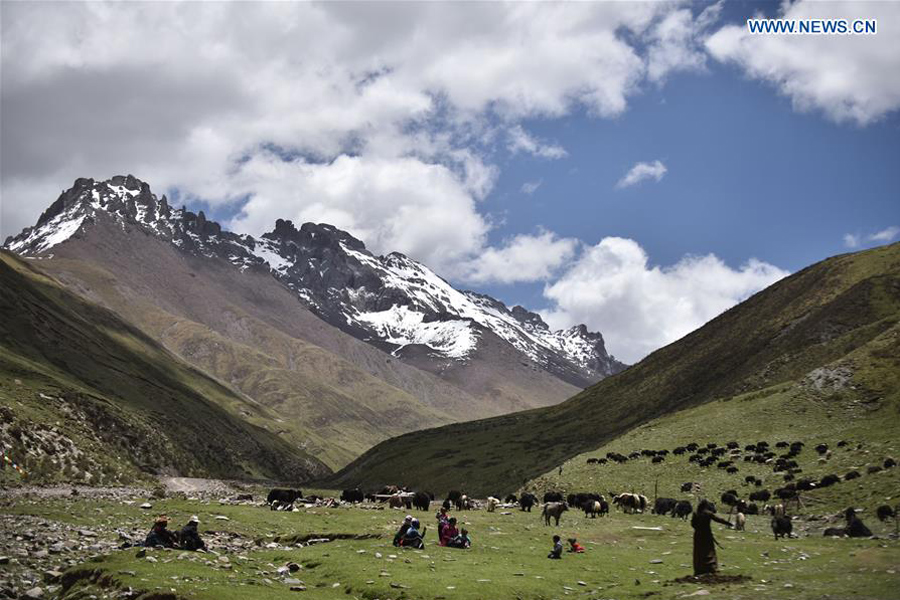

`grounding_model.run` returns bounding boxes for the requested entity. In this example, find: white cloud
[646,1,723,83]
[706,1,900,125]
[843,226,899,249]
[507,126,567,159]
[521,180,543,195]
[869,226,899,243]
[616,160,668,189]
[457,230,578,285]
[228,152,488,276]
[542,238,789,363]
[0,1,717,255]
